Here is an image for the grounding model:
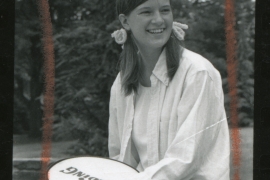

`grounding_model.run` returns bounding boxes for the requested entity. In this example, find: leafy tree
[234,0,255,126]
